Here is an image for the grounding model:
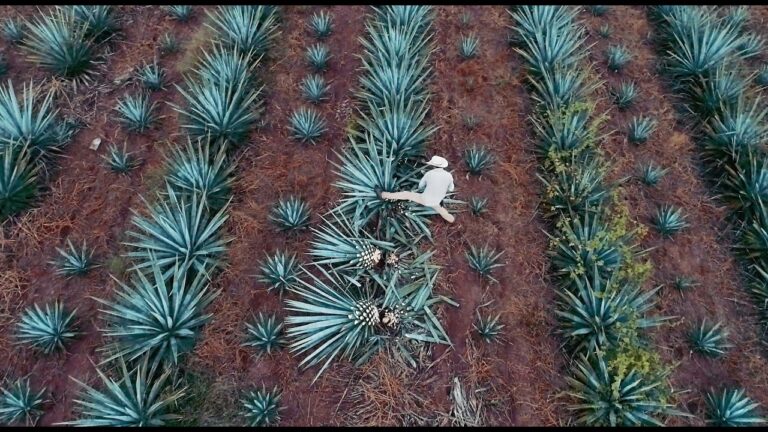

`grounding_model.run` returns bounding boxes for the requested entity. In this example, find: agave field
[3,5,768,427]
